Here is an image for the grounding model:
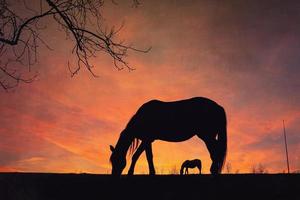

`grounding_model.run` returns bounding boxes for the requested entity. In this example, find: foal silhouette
[180,159,202,175]
[109,97,227,175]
